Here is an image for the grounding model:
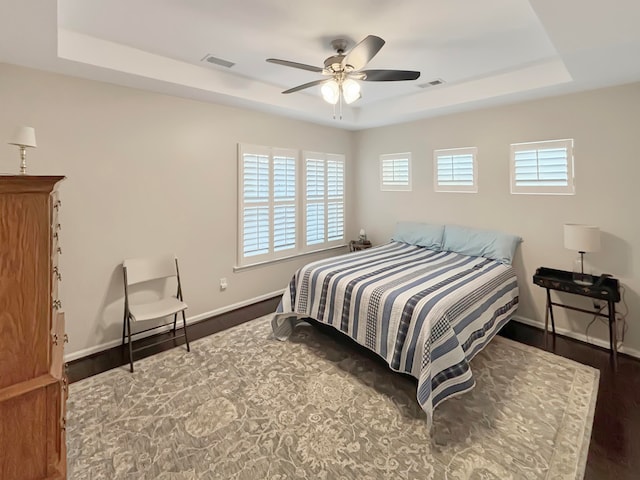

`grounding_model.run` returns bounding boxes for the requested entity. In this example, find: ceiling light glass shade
[342,78,361,104]
[321,80,340,105]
